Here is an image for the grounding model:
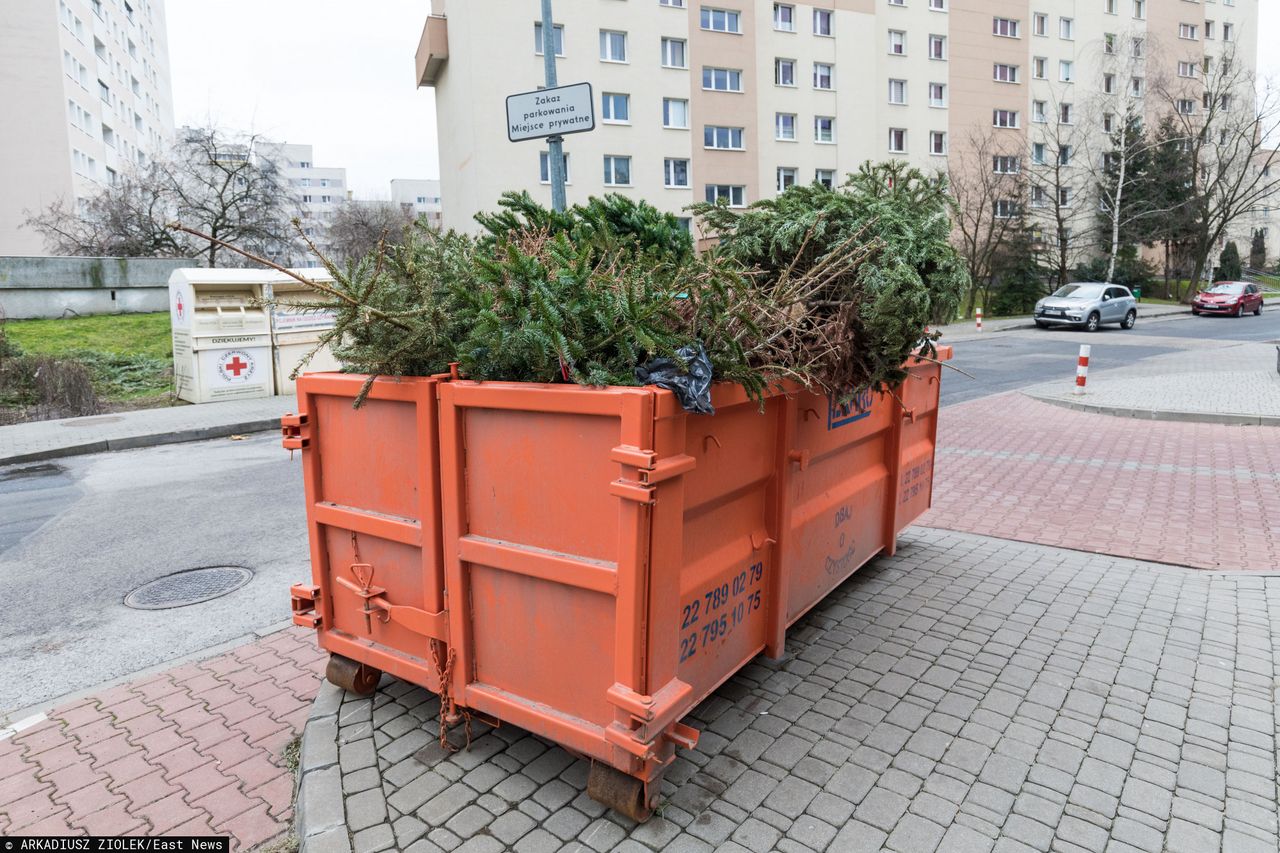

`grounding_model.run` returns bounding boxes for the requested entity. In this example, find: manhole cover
[61,416,124,427]
[125,566,253,610]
